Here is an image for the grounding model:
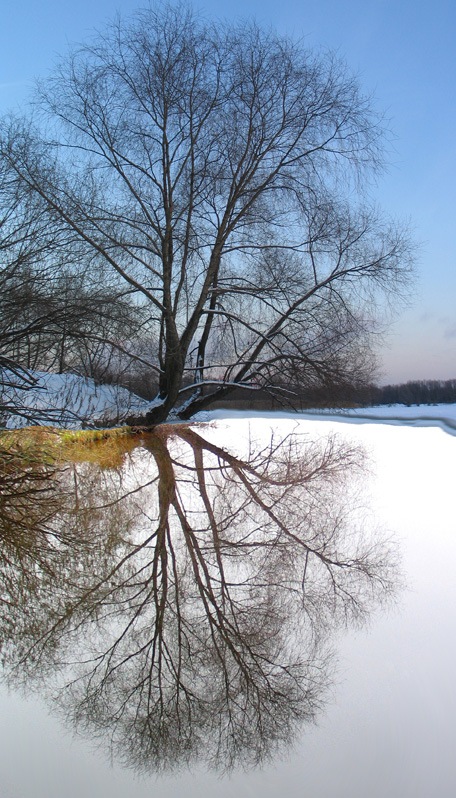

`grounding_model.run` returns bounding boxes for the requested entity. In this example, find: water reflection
[0,424,398,773]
